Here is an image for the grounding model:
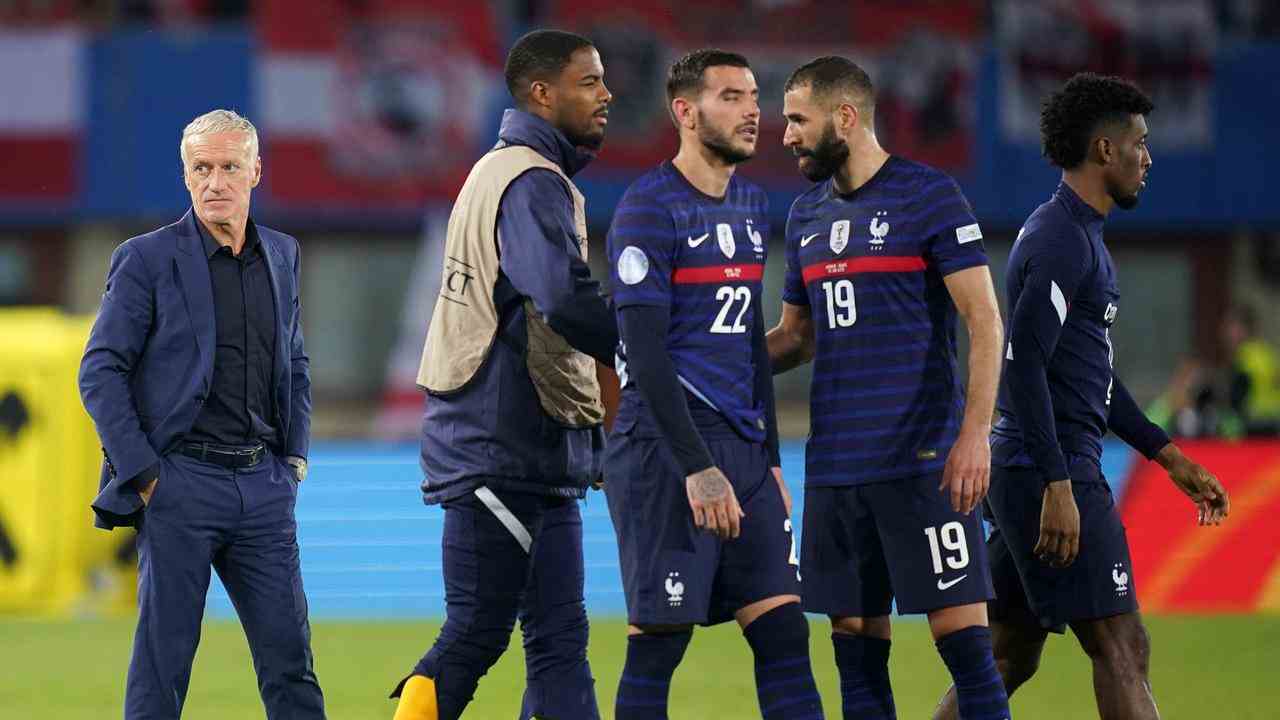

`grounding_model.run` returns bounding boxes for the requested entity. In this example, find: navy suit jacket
[79,210,311,529]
